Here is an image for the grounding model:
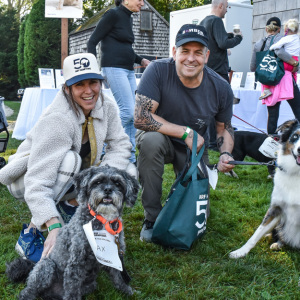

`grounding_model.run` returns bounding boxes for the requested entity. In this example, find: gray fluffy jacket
[0,90,131,228]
